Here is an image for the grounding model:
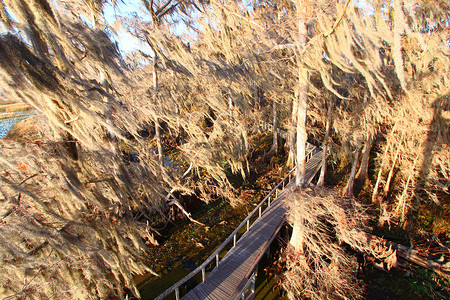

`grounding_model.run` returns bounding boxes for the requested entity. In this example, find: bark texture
[153,53,164,166]
[294,10,309,188]
[287,95,298,168]
[355,133,373,185]
[342,142,362,197]
[270,100,278,154]
[318,102,333,186]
